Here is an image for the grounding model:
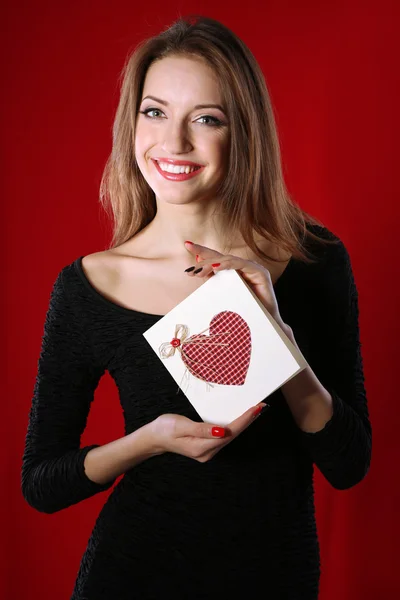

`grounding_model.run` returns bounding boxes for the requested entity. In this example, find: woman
[21,15,372,599]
